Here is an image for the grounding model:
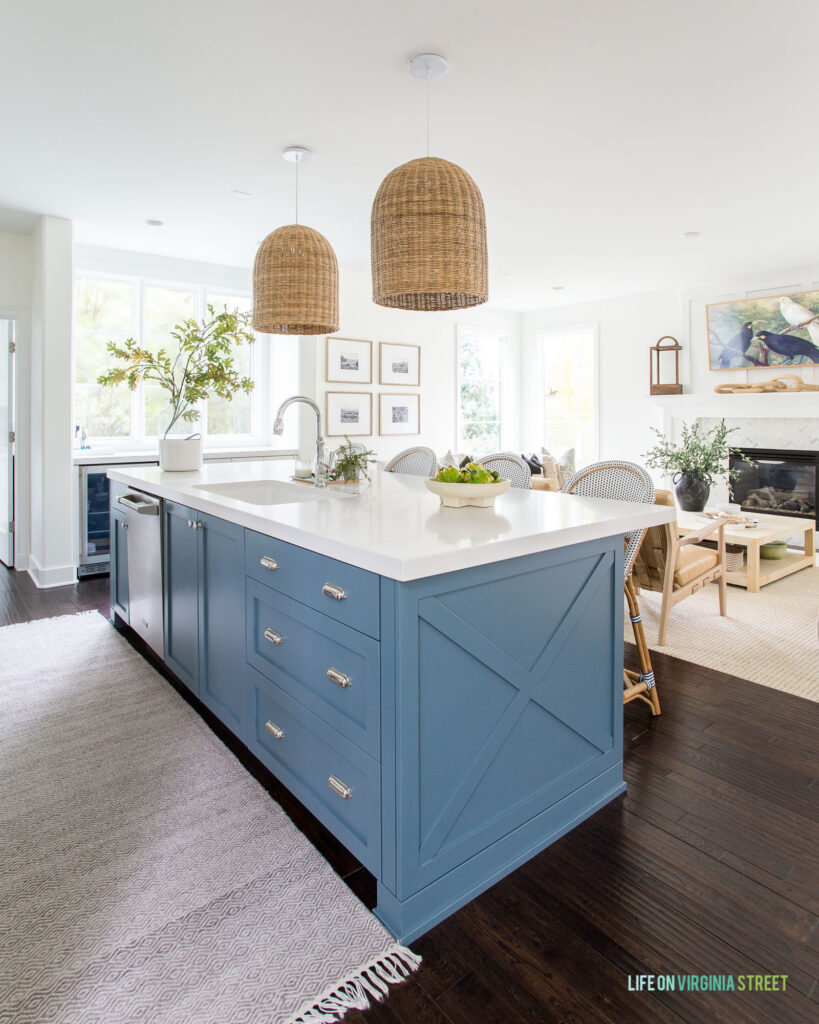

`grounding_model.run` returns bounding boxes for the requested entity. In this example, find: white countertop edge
[108,463,676,582]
